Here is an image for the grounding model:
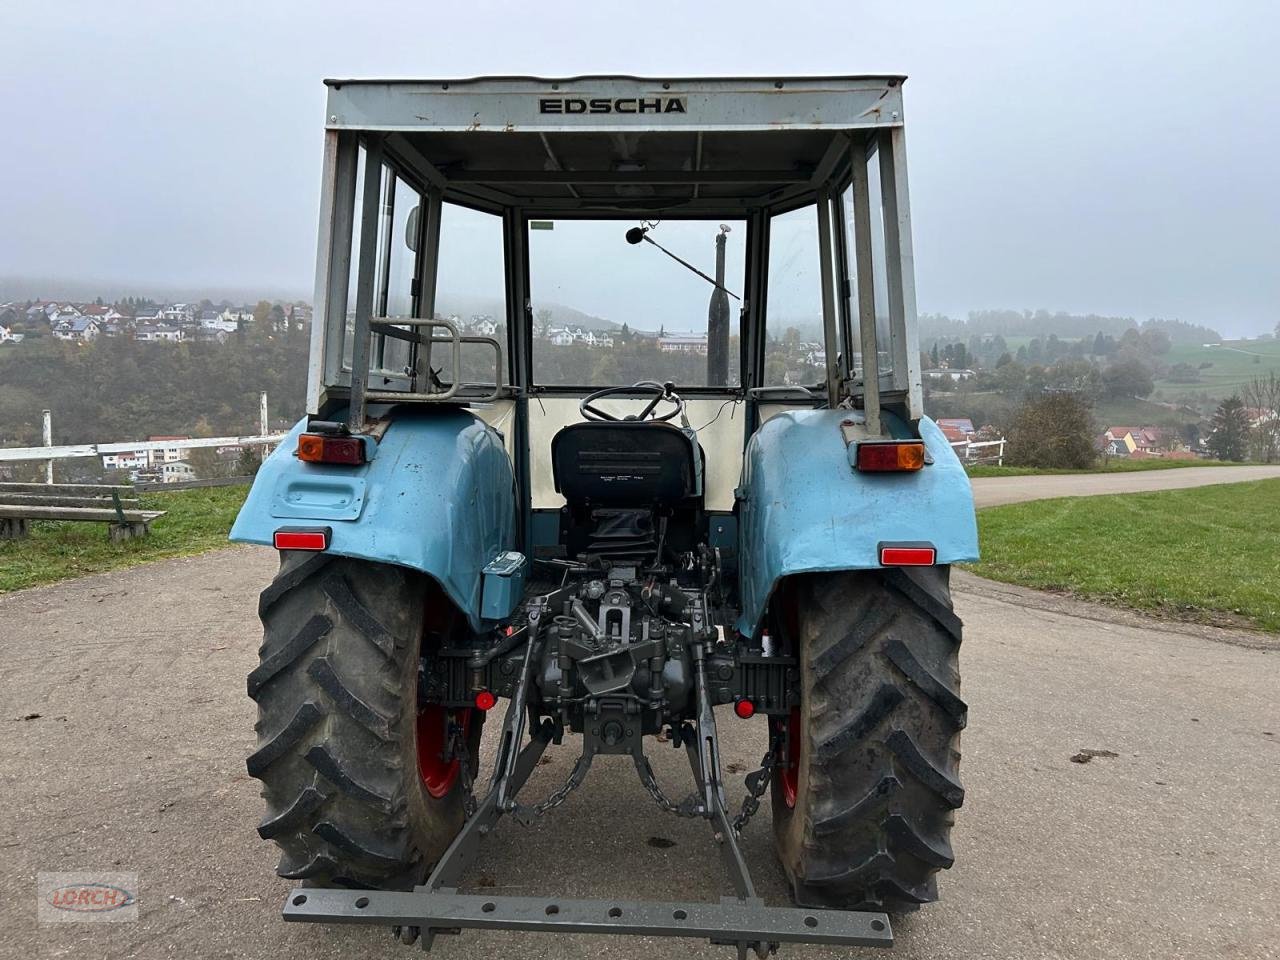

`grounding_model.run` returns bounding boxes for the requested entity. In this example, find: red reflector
[733,699,756,719]
[474,690,497,711]
[273,529,329,551]
[855,442,925,472]
[297,433,365,465]
[880,546,936,566]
